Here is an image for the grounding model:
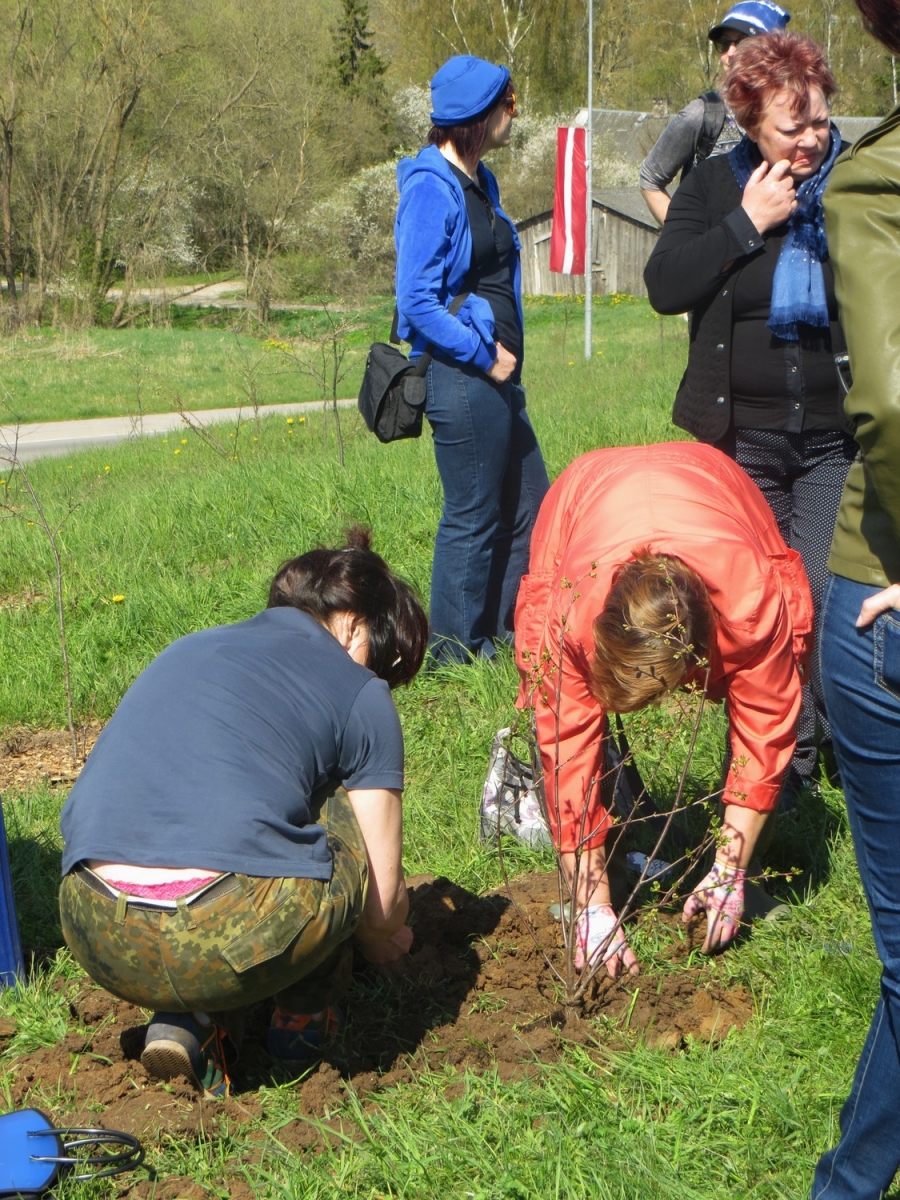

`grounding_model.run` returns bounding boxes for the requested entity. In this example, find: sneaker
[266,1004,343,1065]
[141,1011,231,1098]
[480,728,551,848]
